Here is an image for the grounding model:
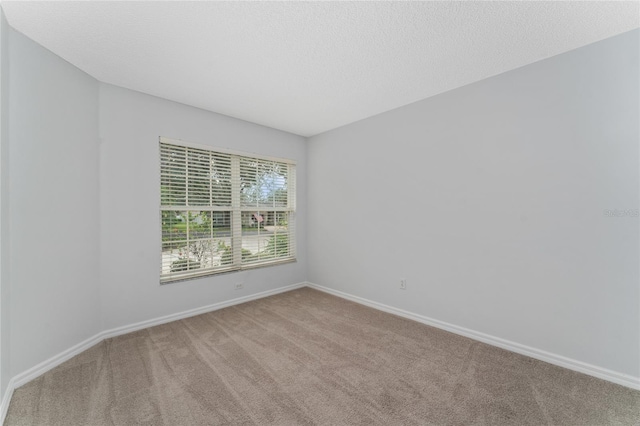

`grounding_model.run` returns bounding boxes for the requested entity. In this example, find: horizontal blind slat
[160,140,295,281]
